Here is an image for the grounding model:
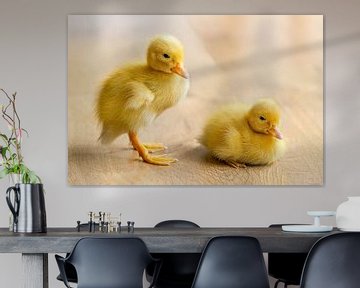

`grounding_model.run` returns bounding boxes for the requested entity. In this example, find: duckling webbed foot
[225,160,247,168]
[128,132,177,166]
[142,143,167,153]
[144,154,178,165]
